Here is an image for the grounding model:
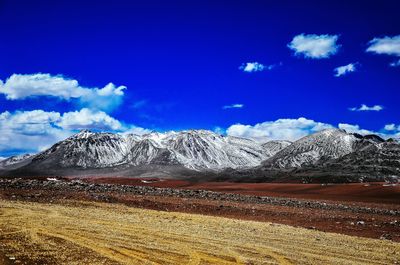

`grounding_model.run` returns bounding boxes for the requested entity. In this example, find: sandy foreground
[0,199,399,265]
